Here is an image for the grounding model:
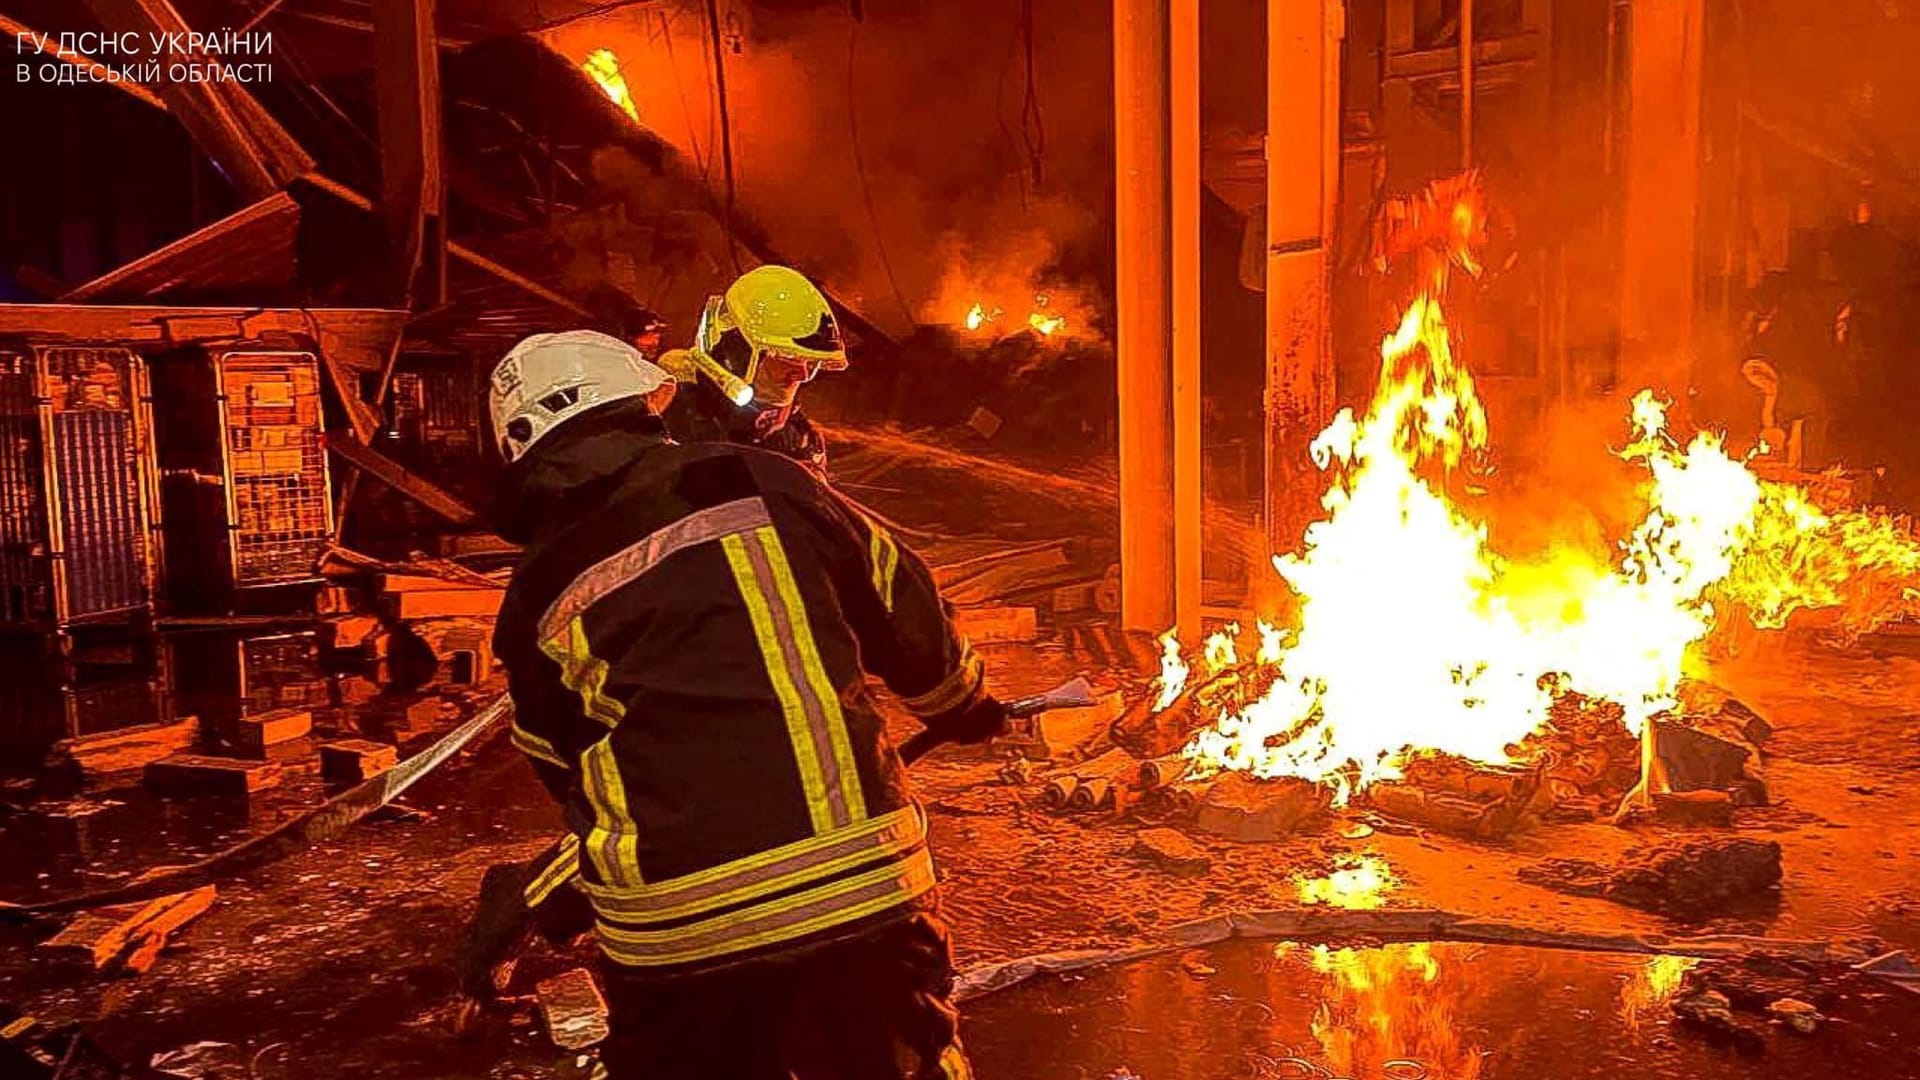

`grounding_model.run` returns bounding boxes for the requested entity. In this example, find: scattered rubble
[537,968,611,1050]
[1522,836,1783,918]
[1671,988,1768,1054]
[1193,774,1330,842]
[40,886,216,976]
[1130,827,1212,876]
[952,605,1038,645]
[1363,753,1547,839]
